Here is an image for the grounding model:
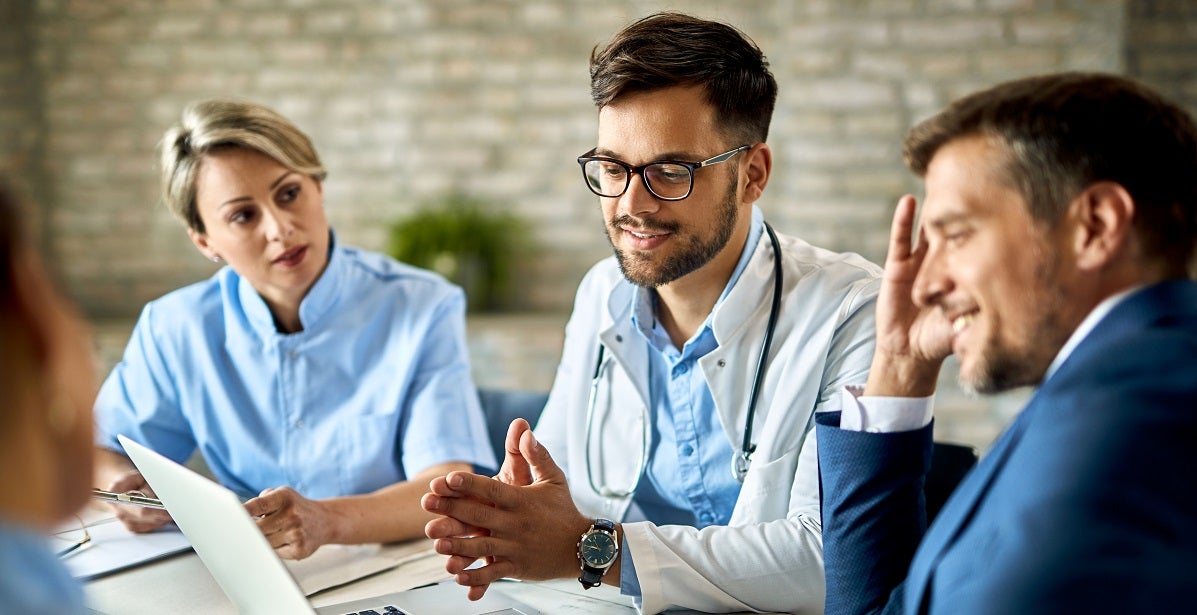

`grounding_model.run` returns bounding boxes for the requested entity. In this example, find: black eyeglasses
[577,145,751,201]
